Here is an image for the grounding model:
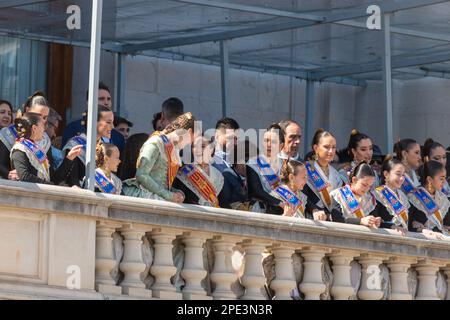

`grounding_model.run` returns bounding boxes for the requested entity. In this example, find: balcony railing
[0,180,449,300]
